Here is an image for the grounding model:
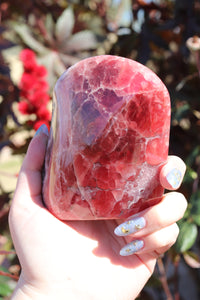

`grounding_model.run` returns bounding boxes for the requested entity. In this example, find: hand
[9,125,187,300]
